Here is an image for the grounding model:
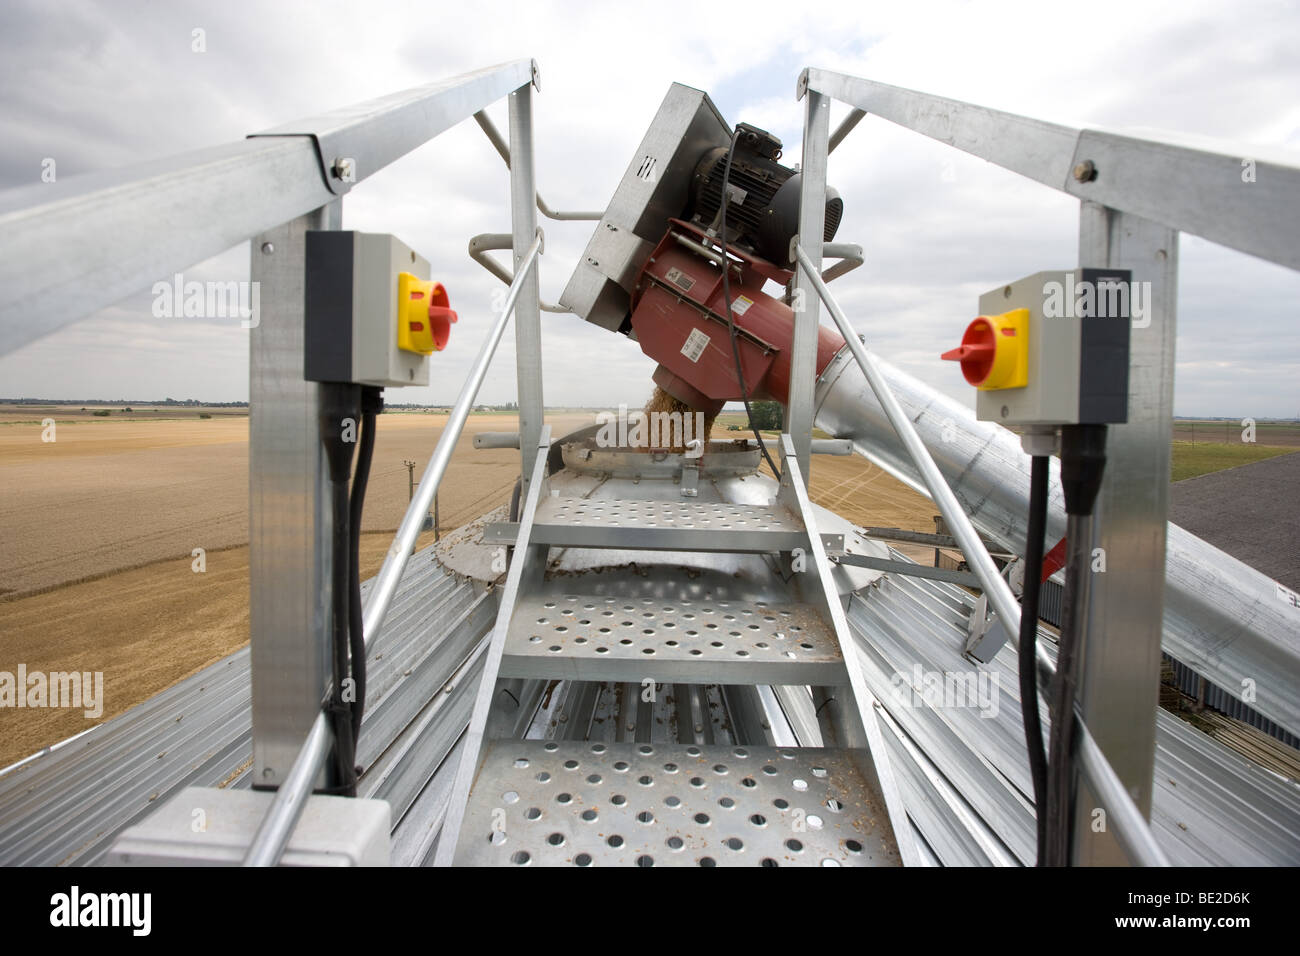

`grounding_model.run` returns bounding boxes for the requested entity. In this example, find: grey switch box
[975,268,1131,427]
[305,231,431,388]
